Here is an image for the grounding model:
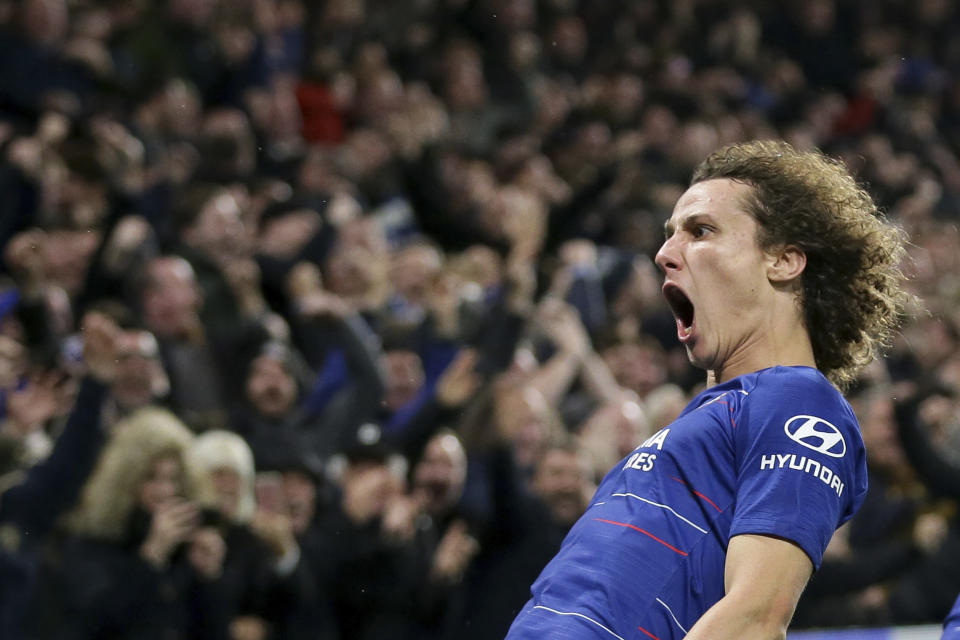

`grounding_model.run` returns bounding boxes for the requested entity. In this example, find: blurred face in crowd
[246,354,297,419]
[413,432,467,516]
[383,350,424,412]
[141,258,201,338]
[139,453,184,513]
[496,386,555,470]
[856,392,908,476]
[602,342,666,399]
[390,244,442,307]
[607,73,644,124]
[209,466,242,519]
[533,447,589,527]
[182,189,248,265]
[53,168,110,230]
[356,68,404,123]
[200,108,257,180]
[322,0,365,27]
[283,470,317,535]
[340,128,392,181]
[112,330,168,409]
[168,0,215,27]
[42,230,101,296]
[509,30,541,71]
[673,120,720,171]
[640,104,679,151]
[493,0,535,30]
[798,0,835,34]
[324,246,384,301]
[443,45,488,111]
[550,15,588,65]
